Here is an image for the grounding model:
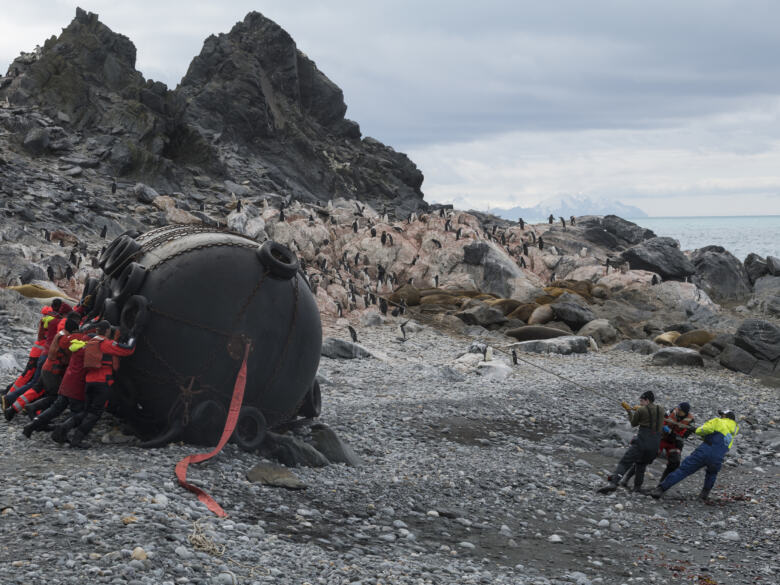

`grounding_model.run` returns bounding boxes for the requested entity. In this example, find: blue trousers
[660,441,724,492]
